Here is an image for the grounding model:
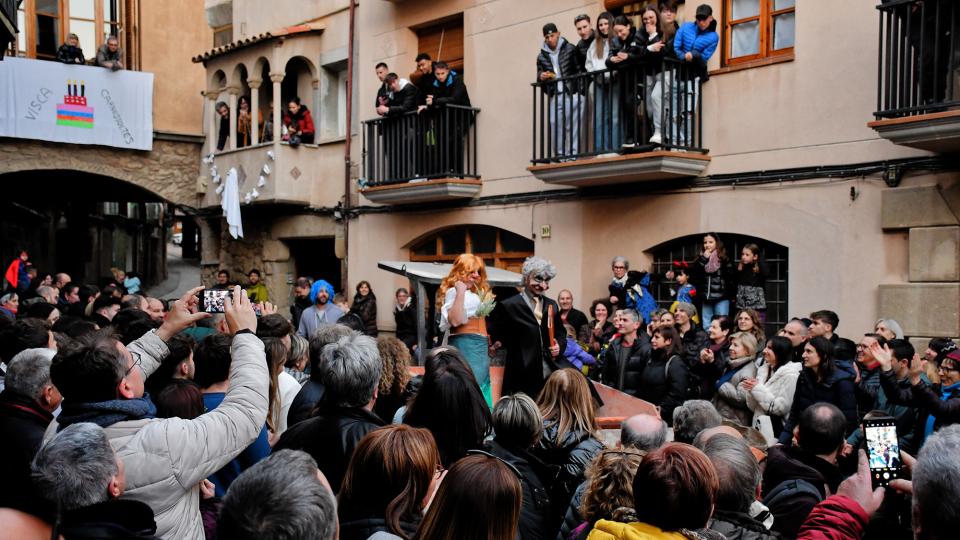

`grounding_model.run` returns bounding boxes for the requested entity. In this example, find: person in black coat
[286,324,360,429]
[537,23,585,158]
[606,16,646,145]
[215,101,230,151]
[636,326,688,425]
[348,281,378,337]
[274,333,386,493]
[601,309,652,397]
[377,73,420,117]
[490,257,570,399]
[0,349,60,513]
[689,233,736,330]
[422,62,472,176]
[375,72,421,180]
[557,289,589,337]
[393,288,418,353]
[374,62,391,110]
